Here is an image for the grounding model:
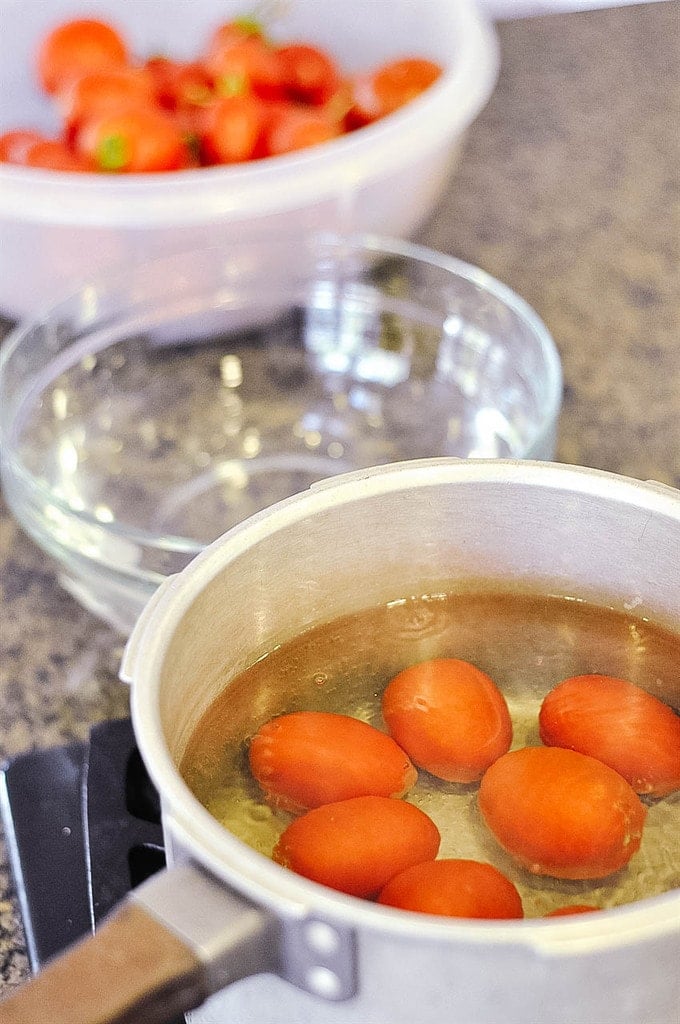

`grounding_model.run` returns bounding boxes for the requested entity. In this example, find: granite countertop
[1,0,679,1000]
